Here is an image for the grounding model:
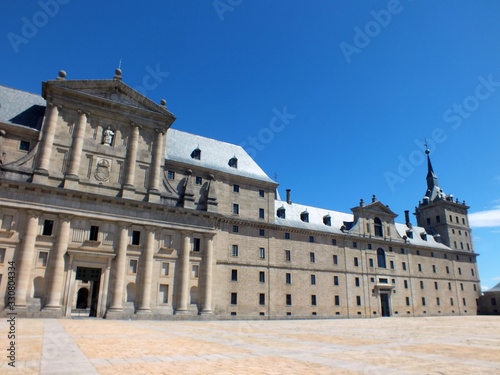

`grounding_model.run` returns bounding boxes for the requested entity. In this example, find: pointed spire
[424,148,443,202]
